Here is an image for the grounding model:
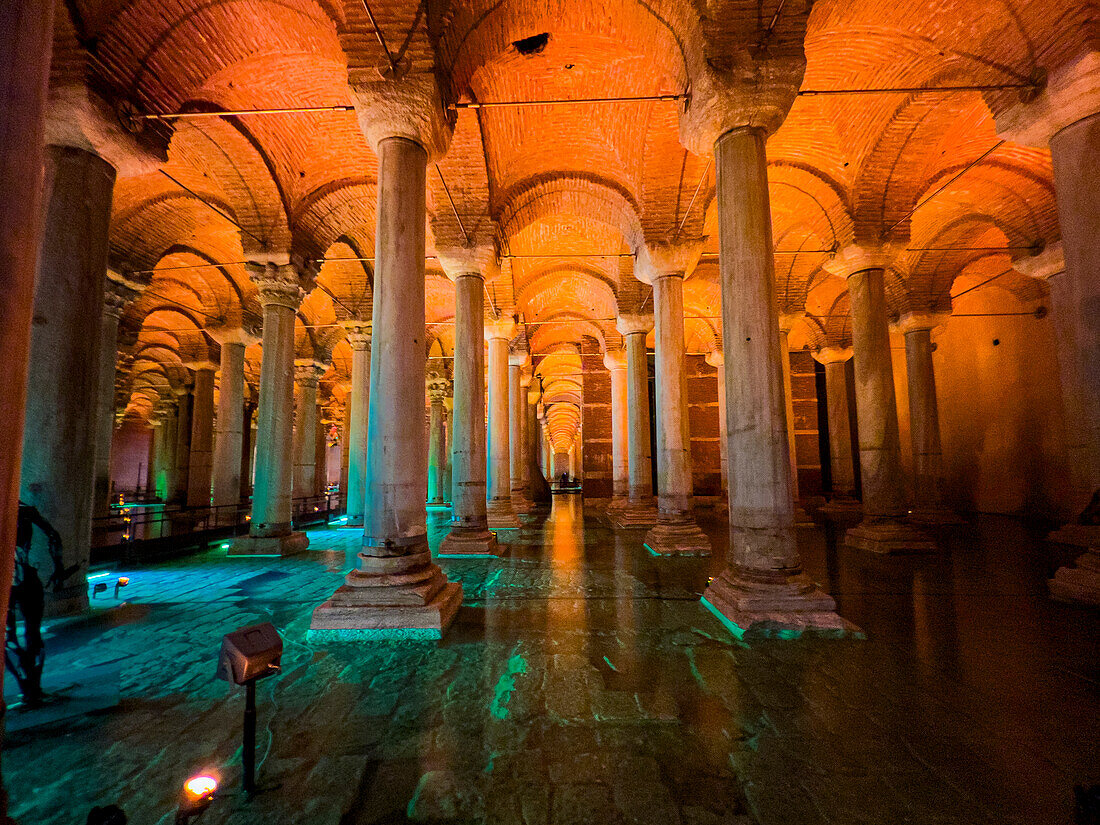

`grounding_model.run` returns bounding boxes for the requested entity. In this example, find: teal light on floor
[700,595,746,640]
[307,626,442,642]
